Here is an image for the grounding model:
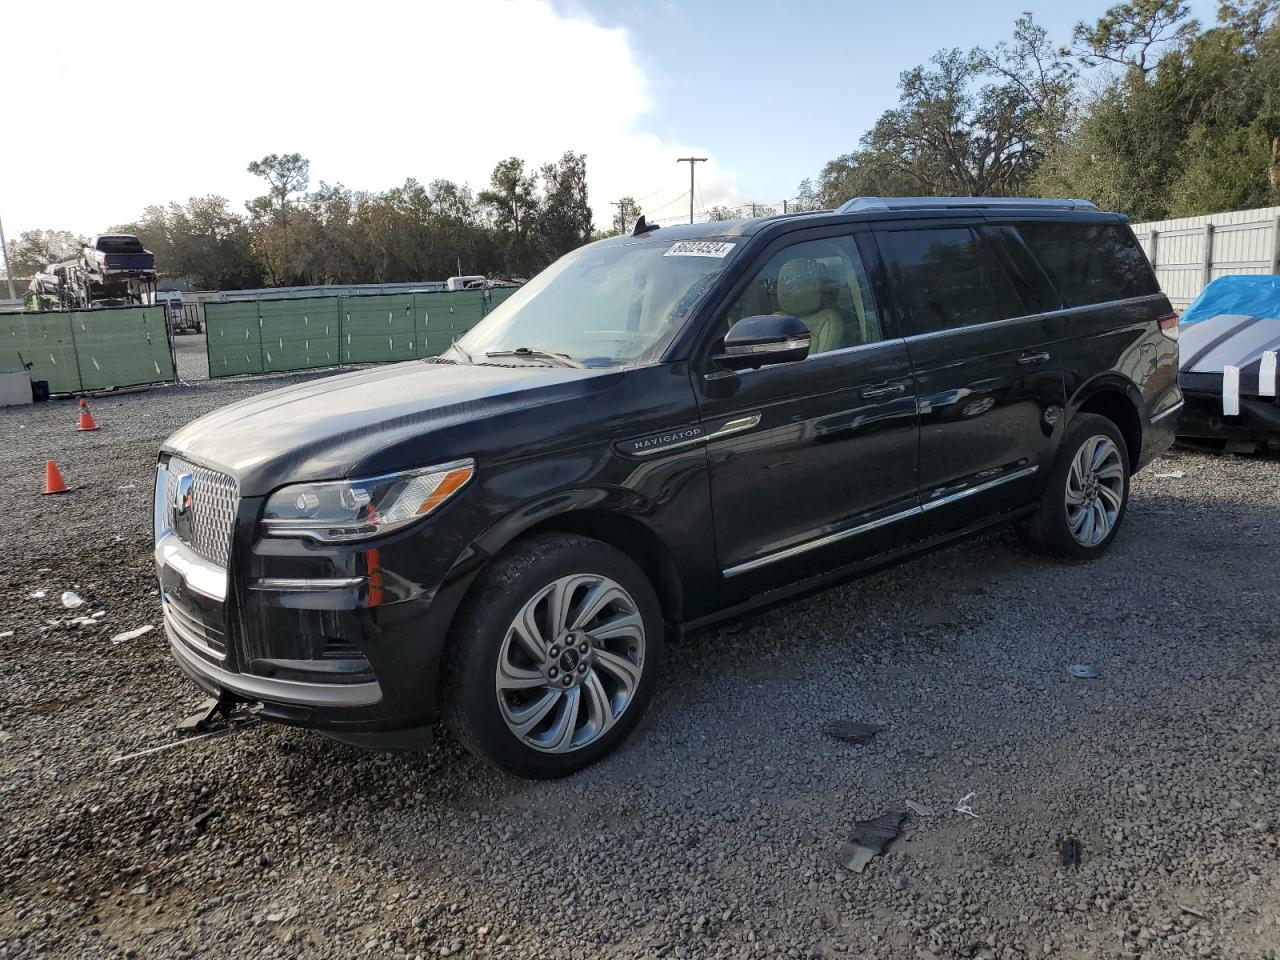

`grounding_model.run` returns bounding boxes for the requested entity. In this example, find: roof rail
[836,196,1100,213]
